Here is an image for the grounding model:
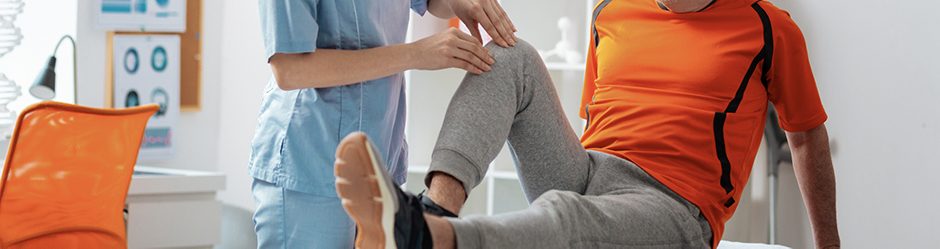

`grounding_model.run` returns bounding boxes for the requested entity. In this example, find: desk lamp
[30,34,77,103]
